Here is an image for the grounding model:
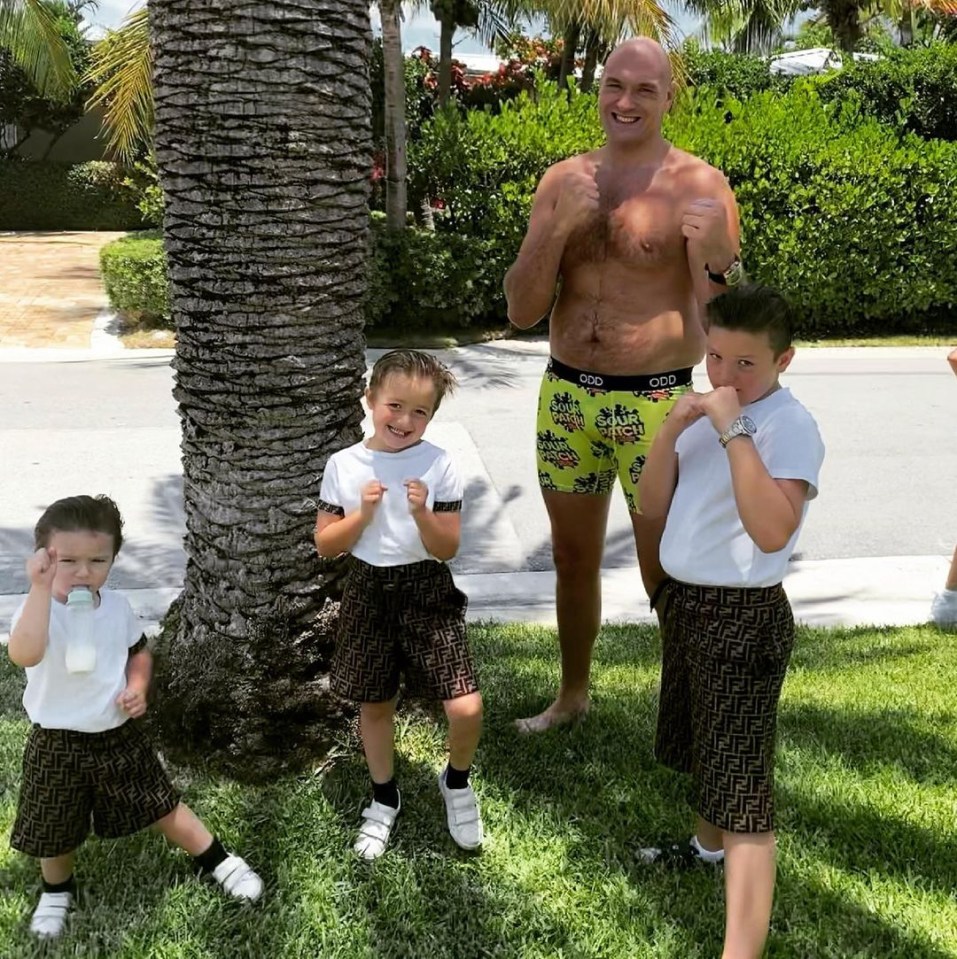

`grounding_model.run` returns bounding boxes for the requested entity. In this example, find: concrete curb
[1,556,947,645]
